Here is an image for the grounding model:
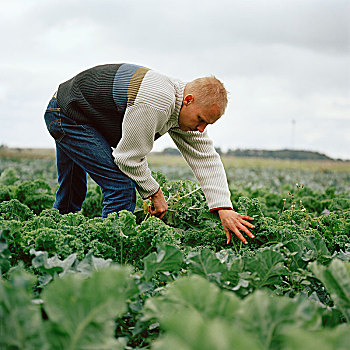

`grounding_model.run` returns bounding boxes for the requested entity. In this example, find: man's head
[178,76,228,132]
